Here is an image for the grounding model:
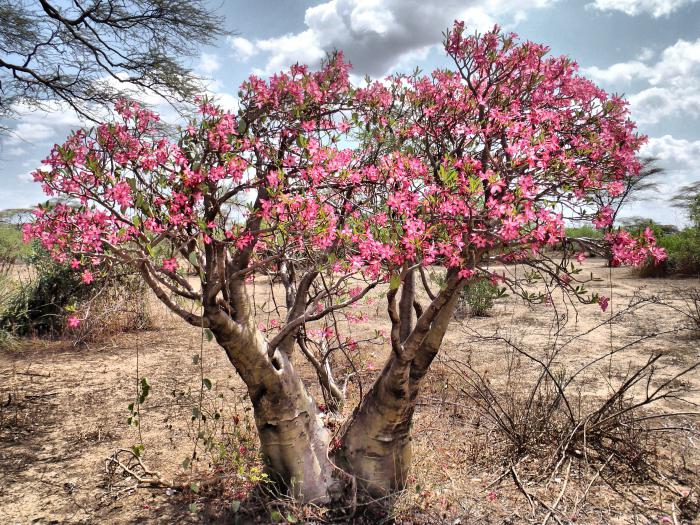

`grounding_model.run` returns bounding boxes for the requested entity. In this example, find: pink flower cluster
[21,23,663,329]
[606,228,666,267]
